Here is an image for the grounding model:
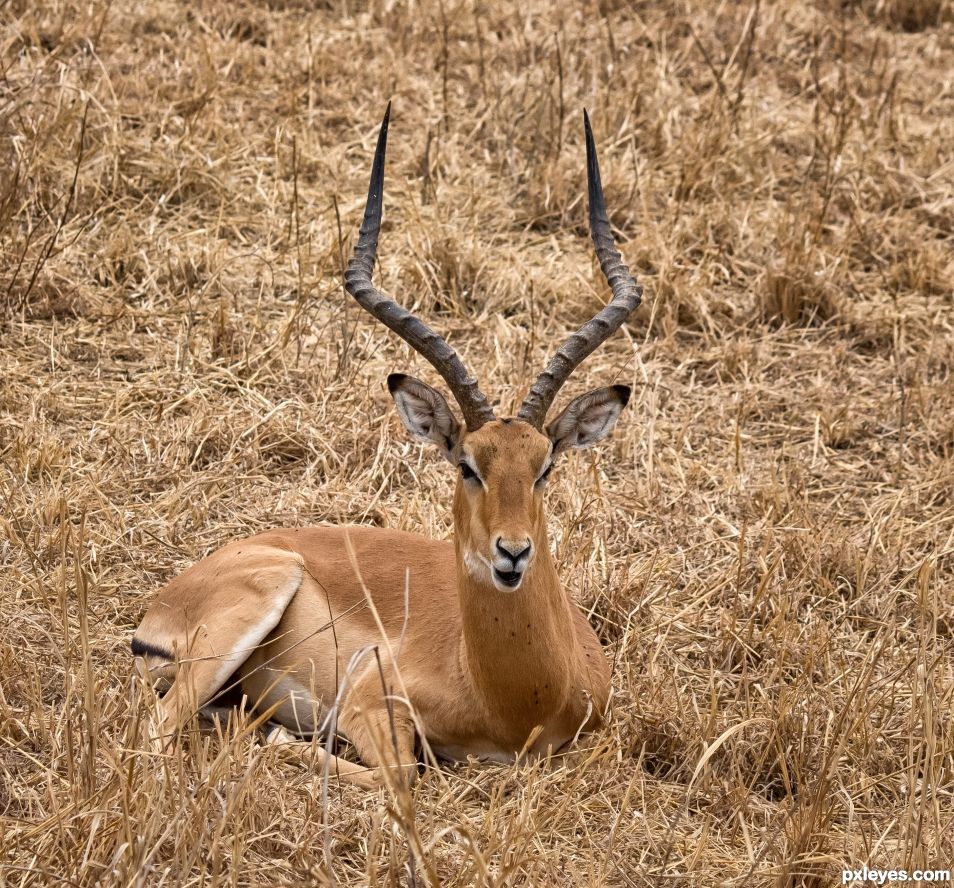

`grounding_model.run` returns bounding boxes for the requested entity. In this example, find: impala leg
[135,546,305,752]
[264,702,417,790]
[337,683,419,788]
[264,725,381,790]
[146,657,234,750]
